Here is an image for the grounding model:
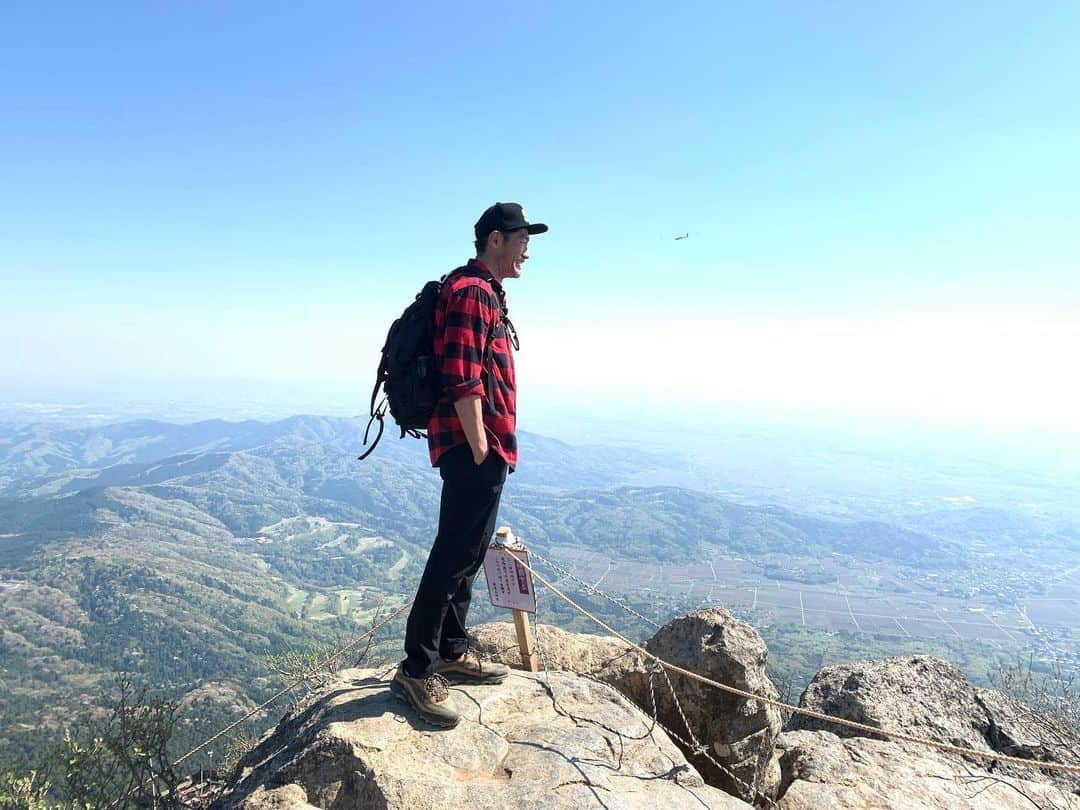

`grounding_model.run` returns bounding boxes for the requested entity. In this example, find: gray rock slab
[776,729,1080,809]
[214,667,750,810]
[472,610,784,804]
[791,655,1080,793]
